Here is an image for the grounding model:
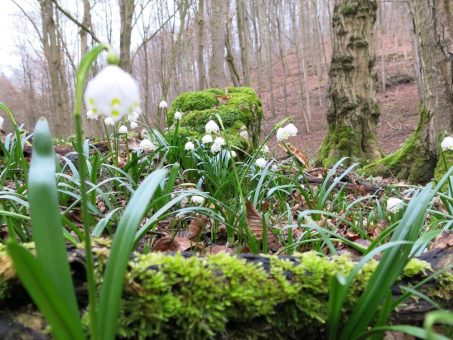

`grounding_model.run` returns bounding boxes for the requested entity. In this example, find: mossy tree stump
[319,0,381,168]
[166,87,263,150]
